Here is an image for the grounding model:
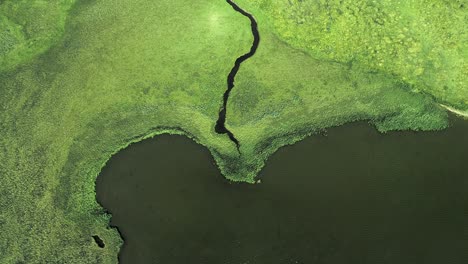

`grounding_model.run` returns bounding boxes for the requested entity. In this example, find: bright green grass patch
[0,0,76,72]
[234,0,467,109]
